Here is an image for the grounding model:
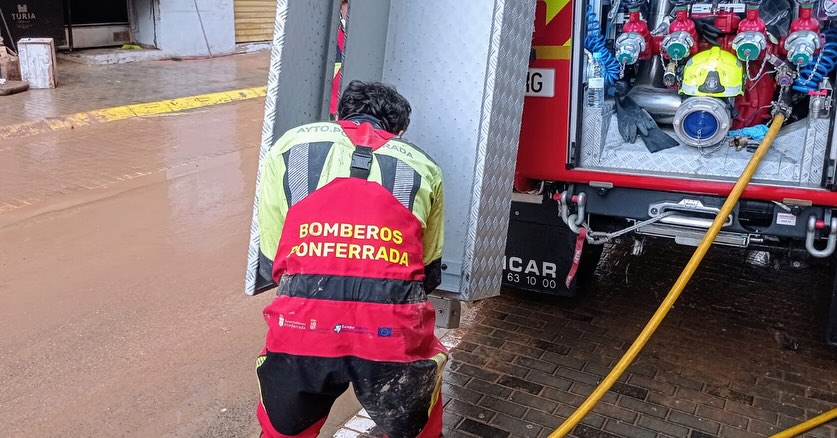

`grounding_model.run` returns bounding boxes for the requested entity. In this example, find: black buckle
[350,146,374,179]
